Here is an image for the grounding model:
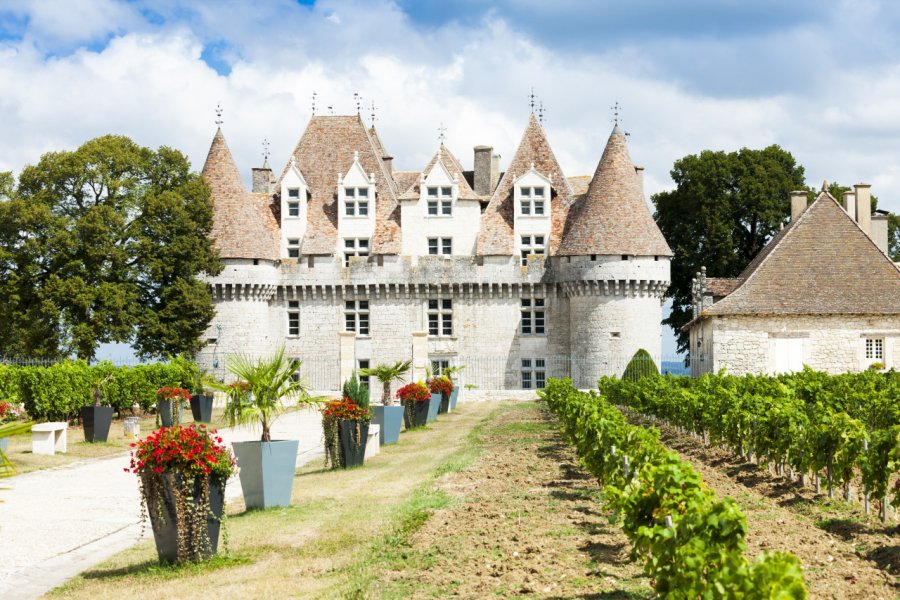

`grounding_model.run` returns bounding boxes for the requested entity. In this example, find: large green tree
[0,135,221,361]
[653,145,806,353]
